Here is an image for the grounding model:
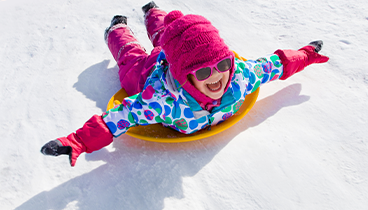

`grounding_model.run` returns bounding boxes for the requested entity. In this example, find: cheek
[222,71,230,83]
[189,75,205,90]
[193,80,206,91]
[224,71,230,79]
